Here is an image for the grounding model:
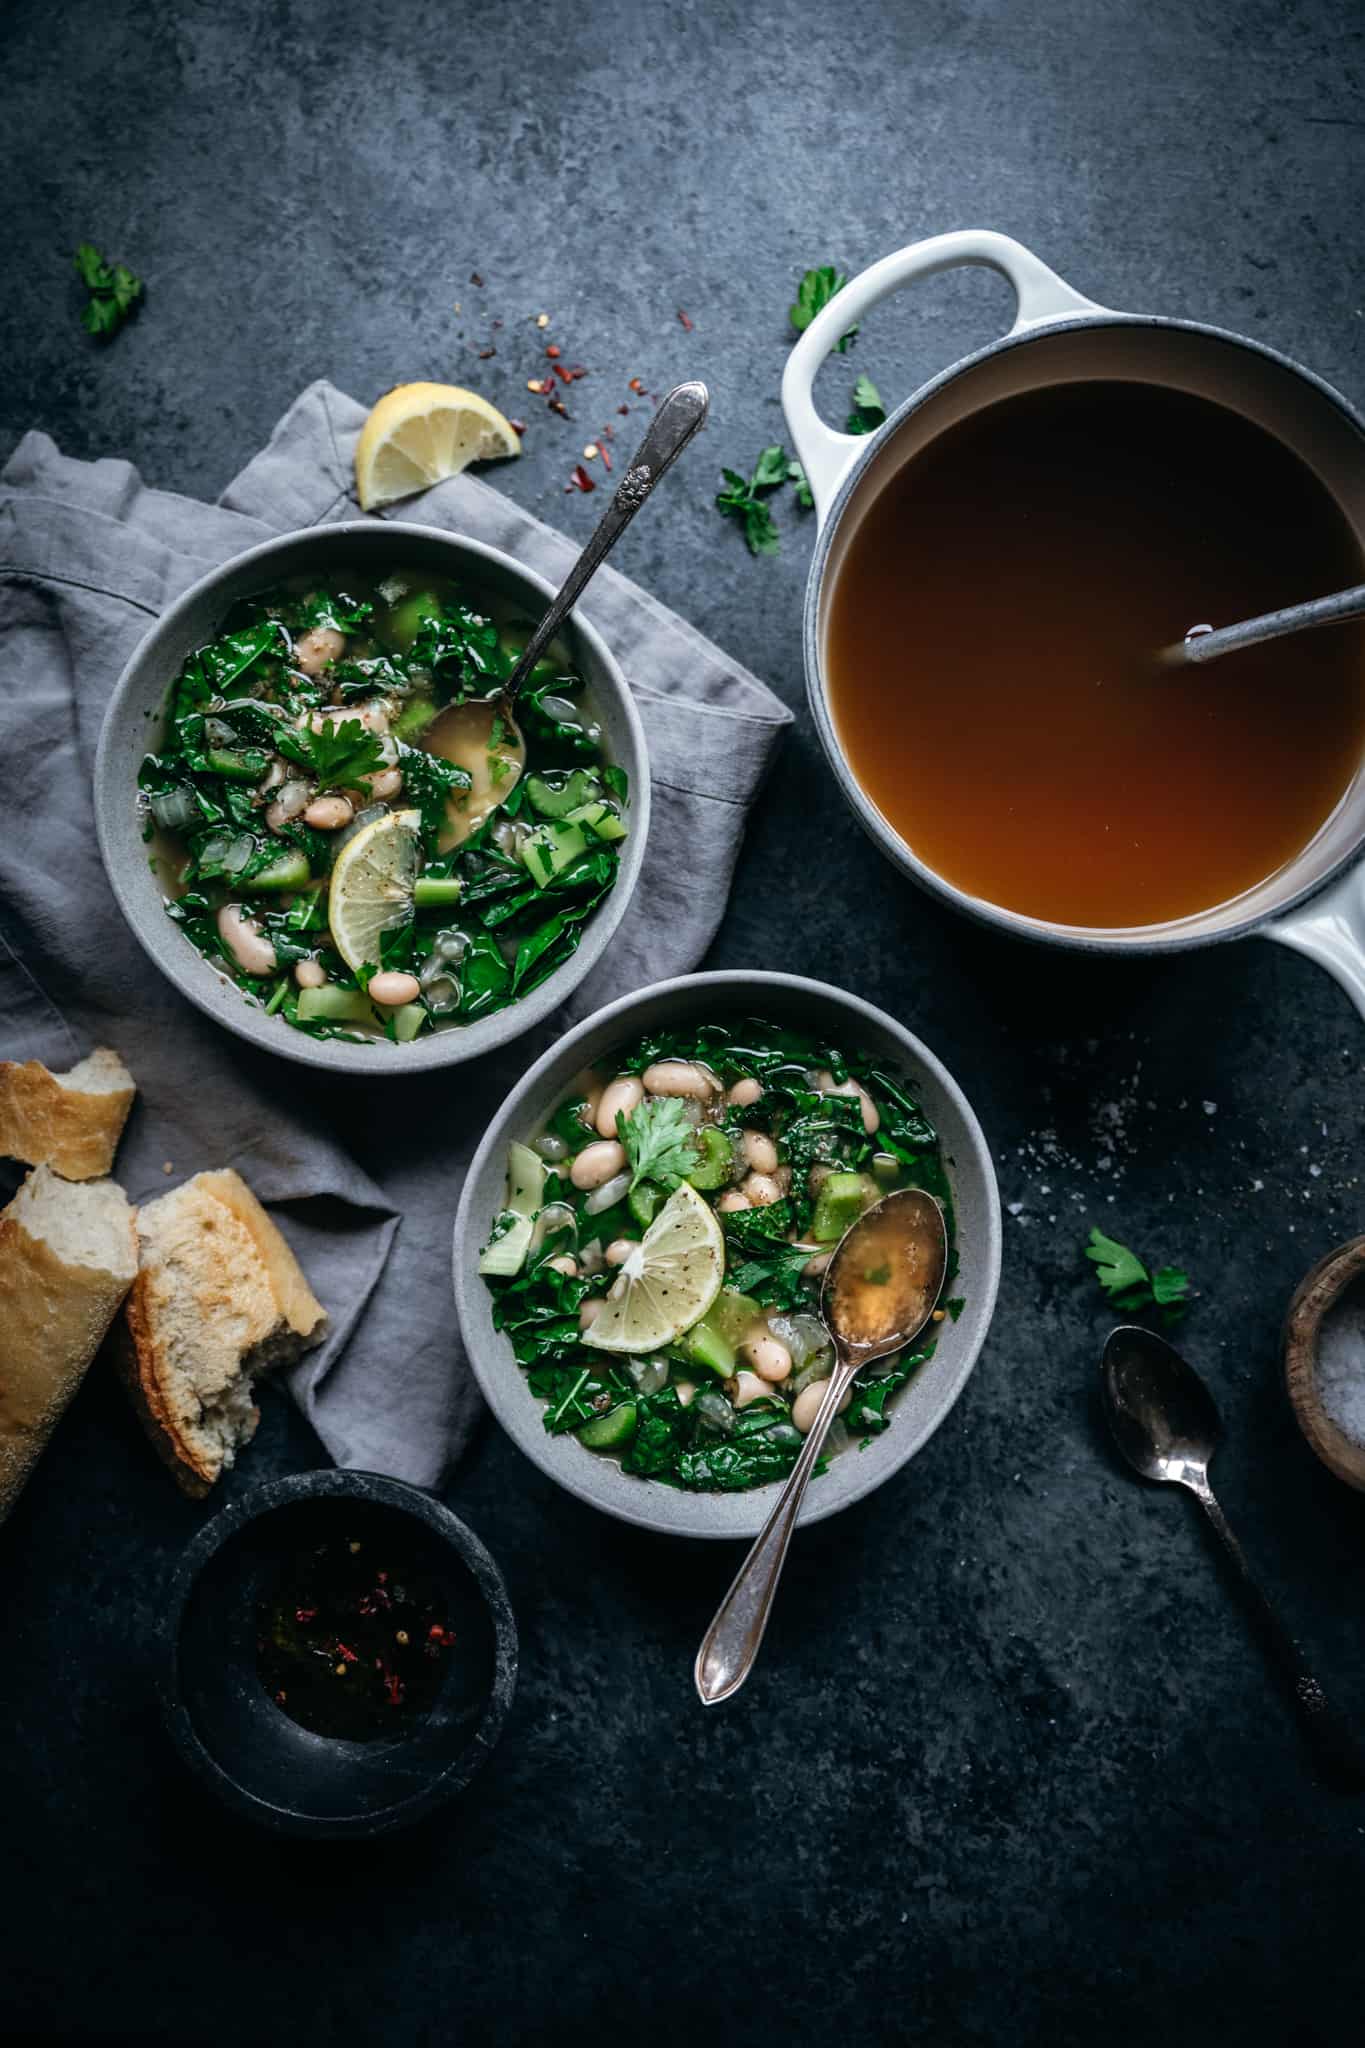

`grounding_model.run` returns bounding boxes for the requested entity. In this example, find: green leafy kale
[74,243,143,338]
[788,265,858,352]
[397,743,469,850]
[1085,1227,1191,1321]
[722,1200,817,1309]
[619,1096,698,1194]
[846,374,886,435]
[279,717,386,790]
[716,445,788,556]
